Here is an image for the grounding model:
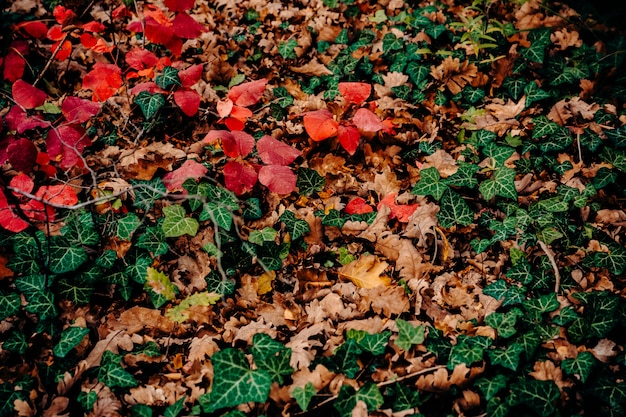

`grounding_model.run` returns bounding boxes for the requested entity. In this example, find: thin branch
[538,239,561,293]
